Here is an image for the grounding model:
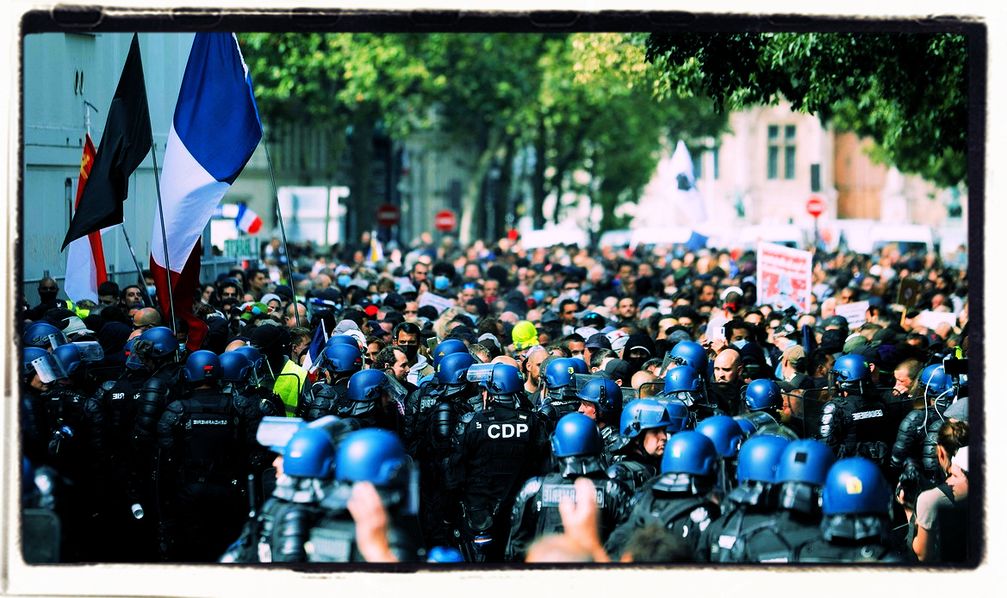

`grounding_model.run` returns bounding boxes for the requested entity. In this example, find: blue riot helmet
[233,345,266,383]
[745,379,782,412]
[183,350,220,384]
[662,399,692,433]
[695,415,745,459]
[576,376,623,427]
[776,439,835,515]
[820,457,892,541]
[23,321,67,350]
[319,343,364,376]
[219,351,252,384]
[427,546,465,563]
[829,354,871,395]
[136,326,179,362]
[733,416,757,438]
[919,364,956,412]
[325,334,359,350]
[436,352,476,392]
[335,428,417,512]
[551,412,603,458]
[346,369,391,416]
[283,426,337,479]
[655,431,719,494]
[124,338,146,371]
[52,343,84,377]
[22,347,48,381]
[432,339,467,369]
[543,357,582,390]
[618,399,672,453]
[669,340,708,374]
[467,363,524,407]
[660,365,707,407]
[736,435,790,484]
